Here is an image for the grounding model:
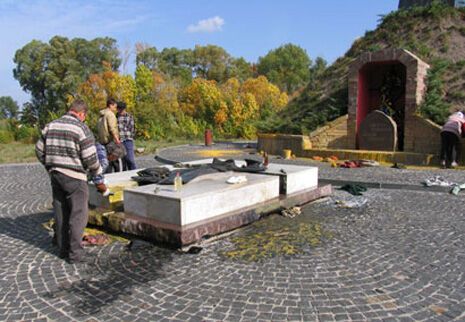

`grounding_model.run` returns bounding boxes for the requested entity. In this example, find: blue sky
[0,0,398,105]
